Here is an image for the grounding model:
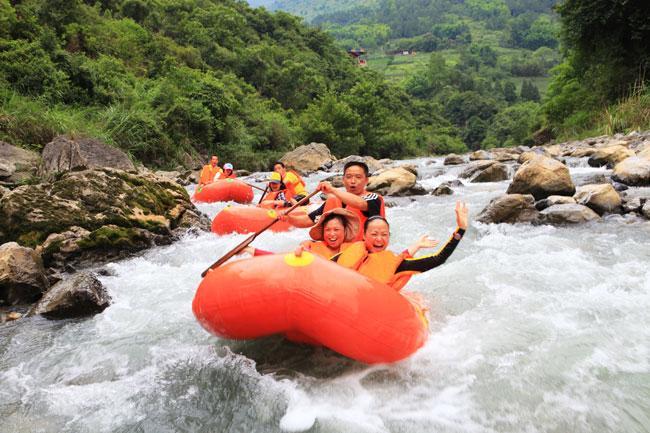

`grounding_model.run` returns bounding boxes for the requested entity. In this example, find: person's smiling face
[364,219,390,253]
